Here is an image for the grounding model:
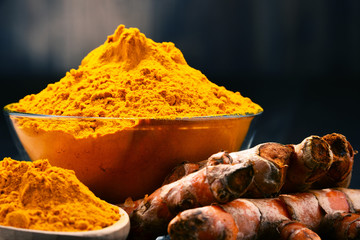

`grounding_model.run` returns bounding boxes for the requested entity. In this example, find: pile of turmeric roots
[121,133,358,240]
